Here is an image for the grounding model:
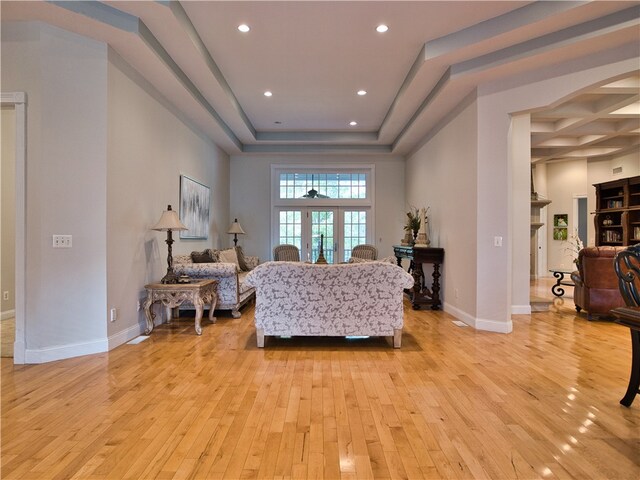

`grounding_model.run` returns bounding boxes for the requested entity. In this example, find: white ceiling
[2,1,639,159]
